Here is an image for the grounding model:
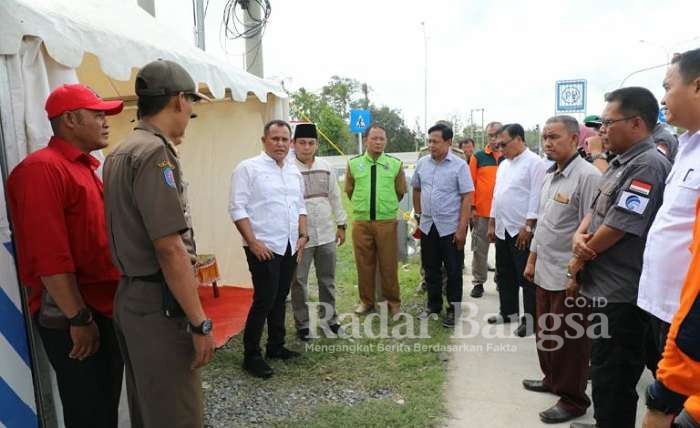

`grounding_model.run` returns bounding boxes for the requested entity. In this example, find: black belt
[132,271,165,283]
